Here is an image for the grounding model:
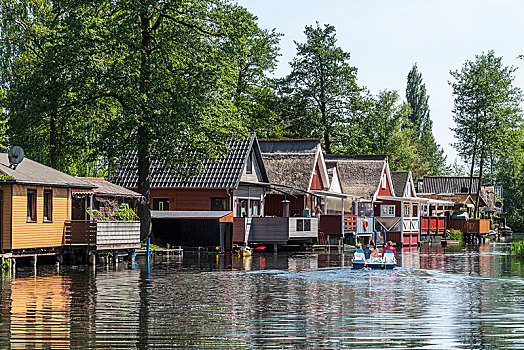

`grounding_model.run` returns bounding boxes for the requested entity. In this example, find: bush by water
[508,239,524,258]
